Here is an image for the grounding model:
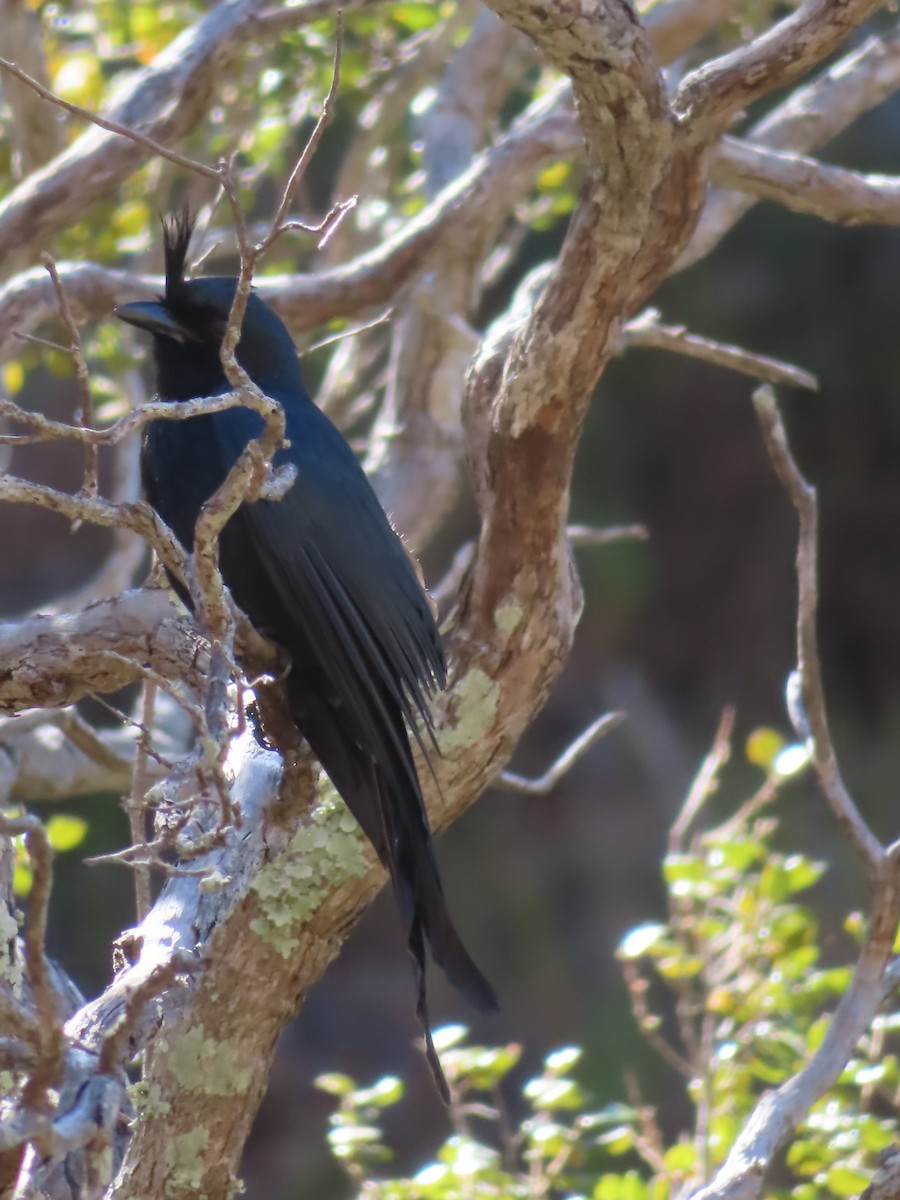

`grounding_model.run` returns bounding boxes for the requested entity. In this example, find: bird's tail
[366,757,498,1102]
[288,674,495,1100]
